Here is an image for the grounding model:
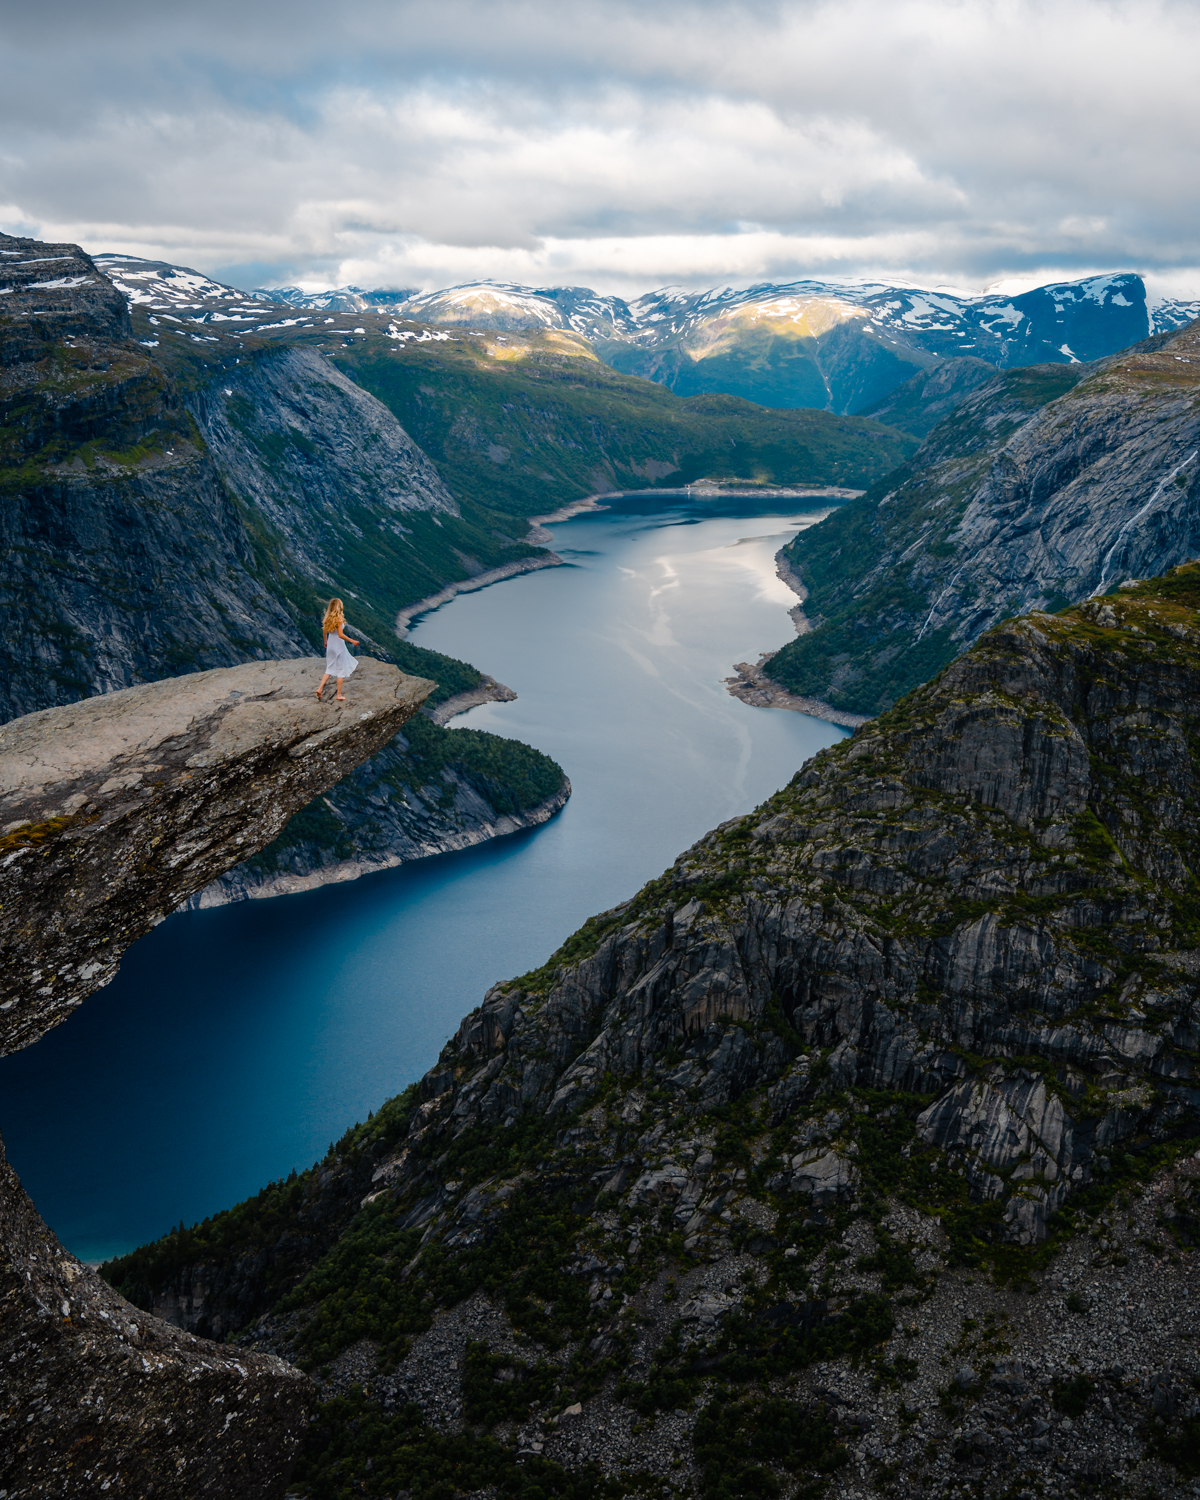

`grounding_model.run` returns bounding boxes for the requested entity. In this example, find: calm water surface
[0,495,848,1261]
